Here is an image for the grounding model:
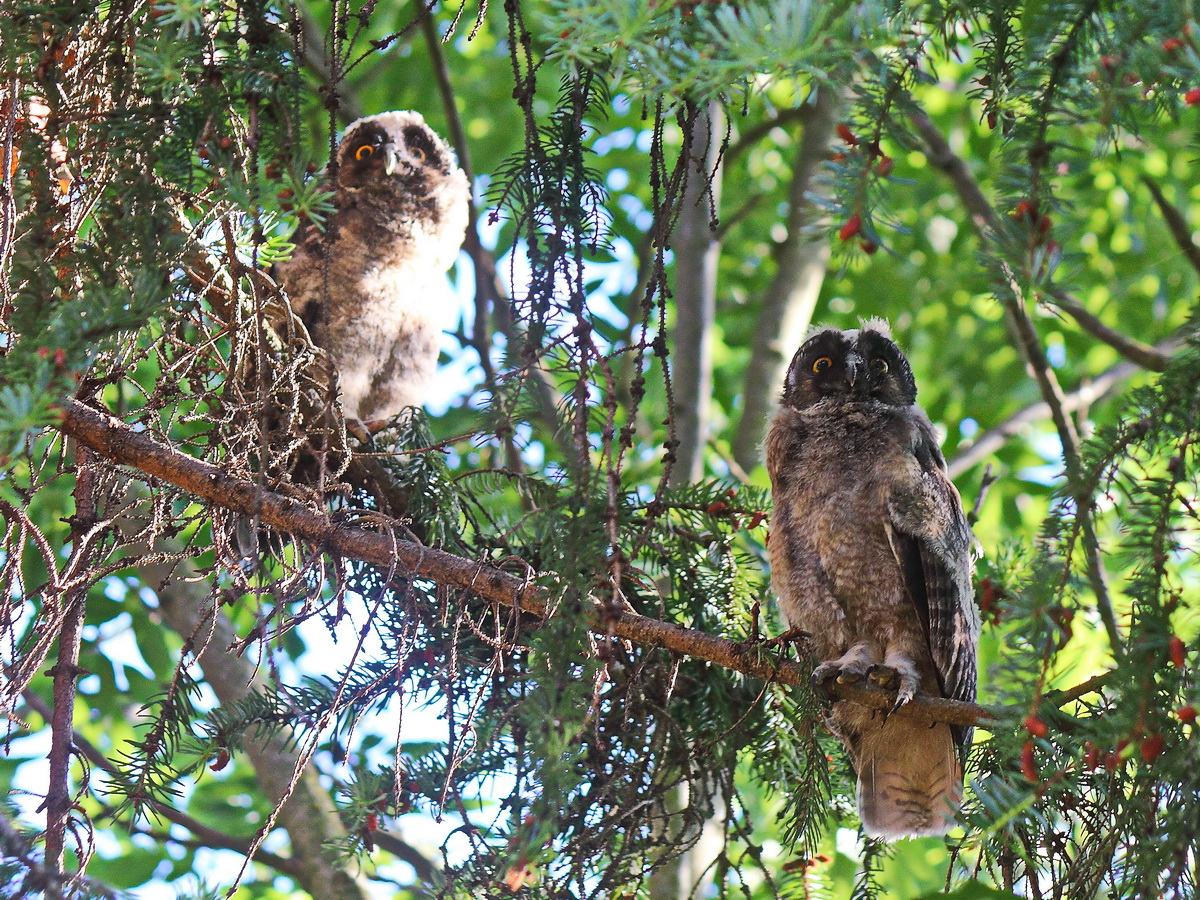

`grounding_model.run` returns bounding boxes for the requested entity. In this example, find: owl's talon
[889,675,919,713]
[867,664,900,690]
[810,663,840,690]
